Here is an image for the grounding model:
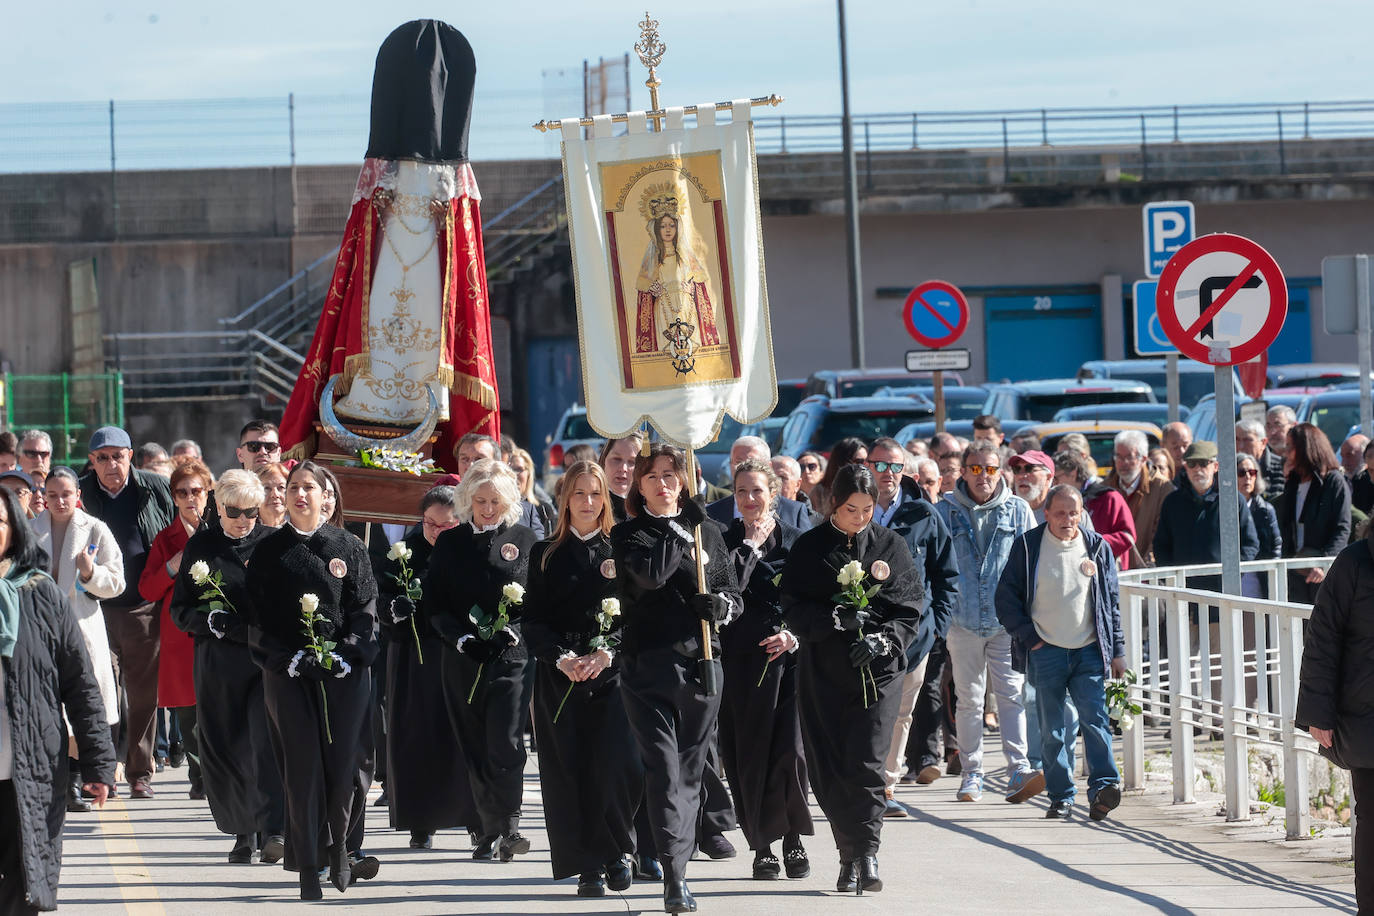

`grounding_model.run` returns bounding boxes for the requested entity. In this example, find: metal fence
[1118,557,1333,841]
[1,373,125,462]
